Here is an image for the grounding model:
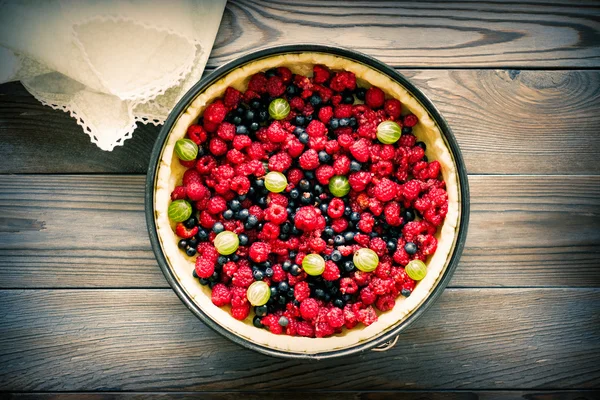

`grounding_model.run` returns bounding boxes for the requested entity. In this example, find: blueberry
[339,118,350,127]
[199,278,210,286]
[255,179,265,188]
[422,155,428,162]
[186,247,197,256]
[245,110,255,122]
[235,106,245,115]
[270,286,278,297]
[250,100,262,110]
[197,229,209,241]
[245,214,259,228]
[329,118,340,129]
[287,84,299,96]
[278,281,289,292]
[277,296,287,305]
[343,260,355,272]
[289,251,297,259]
[387,240,397,252]
[331,250,342,262]
[299,132,309,144]
[253,316,264,328]
[314,184,324,195]
[188,237,198,248]
[404,242,418,255]
[401,209,415,222]
[257,196,267,207]
[349,117,357,128]
[282,260,292,271]
[369,232,377,238]
[350,212,361,222]
[236,125,248,135]
[184,217,197,229]
[213,222,224,233]
[223,209,234,220]
[290,264,301,276]
[416,141,427,151]
[281,222,292,233]
[255,305,268,317]
[334,235,345,245]
[178,239,188,250]
[333,298,345,308]
[232,115,242,125]
[299,179,310,191]
[192,268,198,278]
[253,269,264,281]
[319,203,329,214]
[343,231,355,242]
[250,122,260,131]
[217,255,229,265]
[231,254,240,262]
[323,226,334,238]
[258,109,269,122]
[291,226,300,236]
[304,171,315,180]
[314,288,325,299]
[356,88,366,100]
[265,267,274,278]
[238,233,249,246]
[402,126,412,134]
[317,150,331,163]
[401,288,412,297]
[324,293,331,303]
[293,126,304,136]
[294,115,306,126]
[342,92,354,104]
[278,316,289,327]
[229,199,241,211]
[350,161,362,172]
[344,206,352,216]
[300,192,313,205]
[309,94,322,107]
